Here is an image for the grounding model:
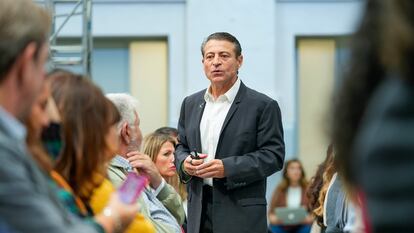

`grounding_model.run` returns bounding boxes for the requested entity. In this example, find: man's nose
[213,56,221,66]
